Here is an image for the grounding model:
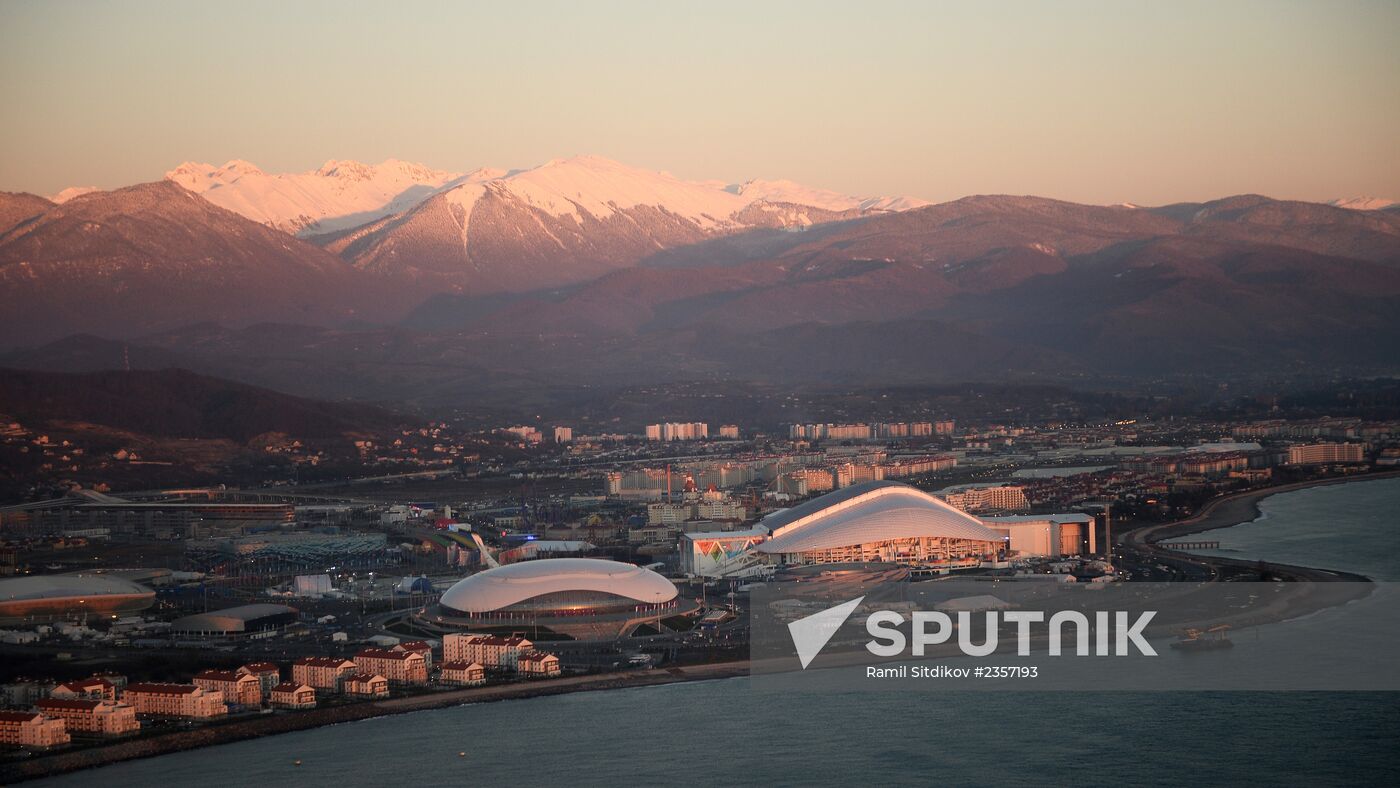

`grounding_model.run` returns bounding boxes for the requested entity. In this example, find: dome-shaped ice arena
[0,574,155,623]
[756,481,1005,568]
[433,558,694,640]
